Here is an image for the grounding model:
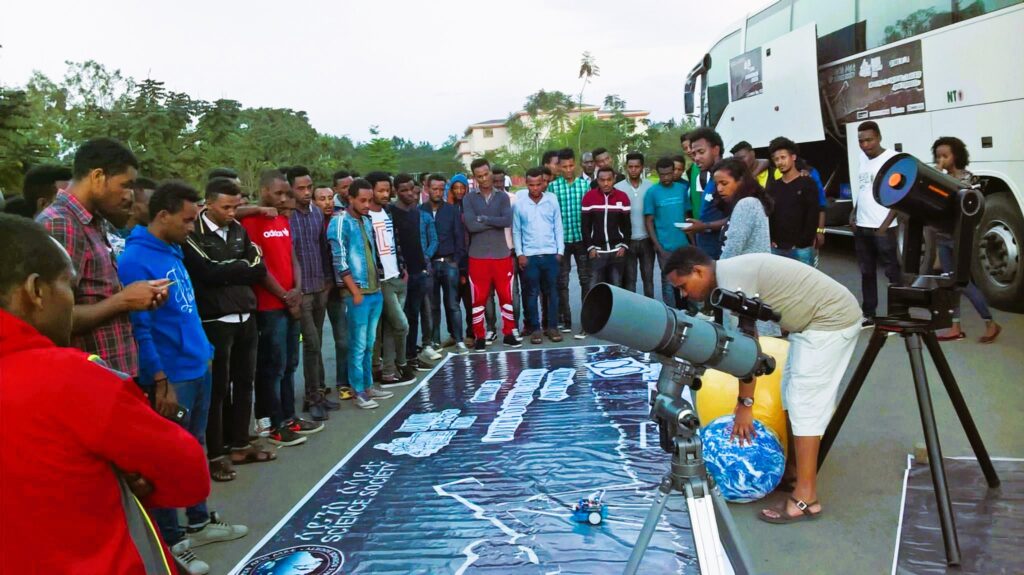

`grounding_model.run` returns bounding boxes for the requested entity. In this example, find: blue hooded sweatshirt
[445,173,470,203]
[118,226,213,385]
